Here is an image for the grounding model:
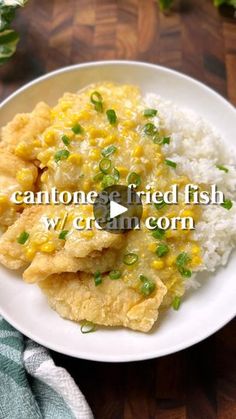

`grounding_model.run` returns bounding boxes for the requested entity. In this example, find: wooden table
[1,1,236,418]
